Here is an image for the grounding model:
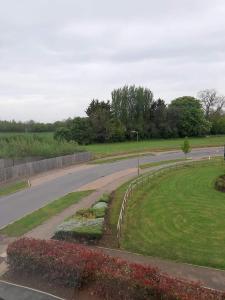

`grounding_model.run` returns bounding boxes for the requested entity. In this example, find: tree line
[1,85,225,144]
[0,120,55,133]
[54,86,225,144]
